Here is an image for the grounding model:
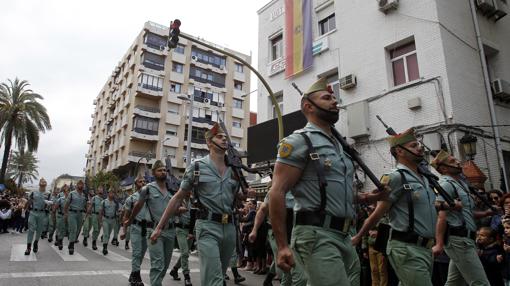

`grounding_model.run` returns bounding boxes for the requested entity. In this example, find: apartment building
[85,21,251,185]
[257,0,510,190]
